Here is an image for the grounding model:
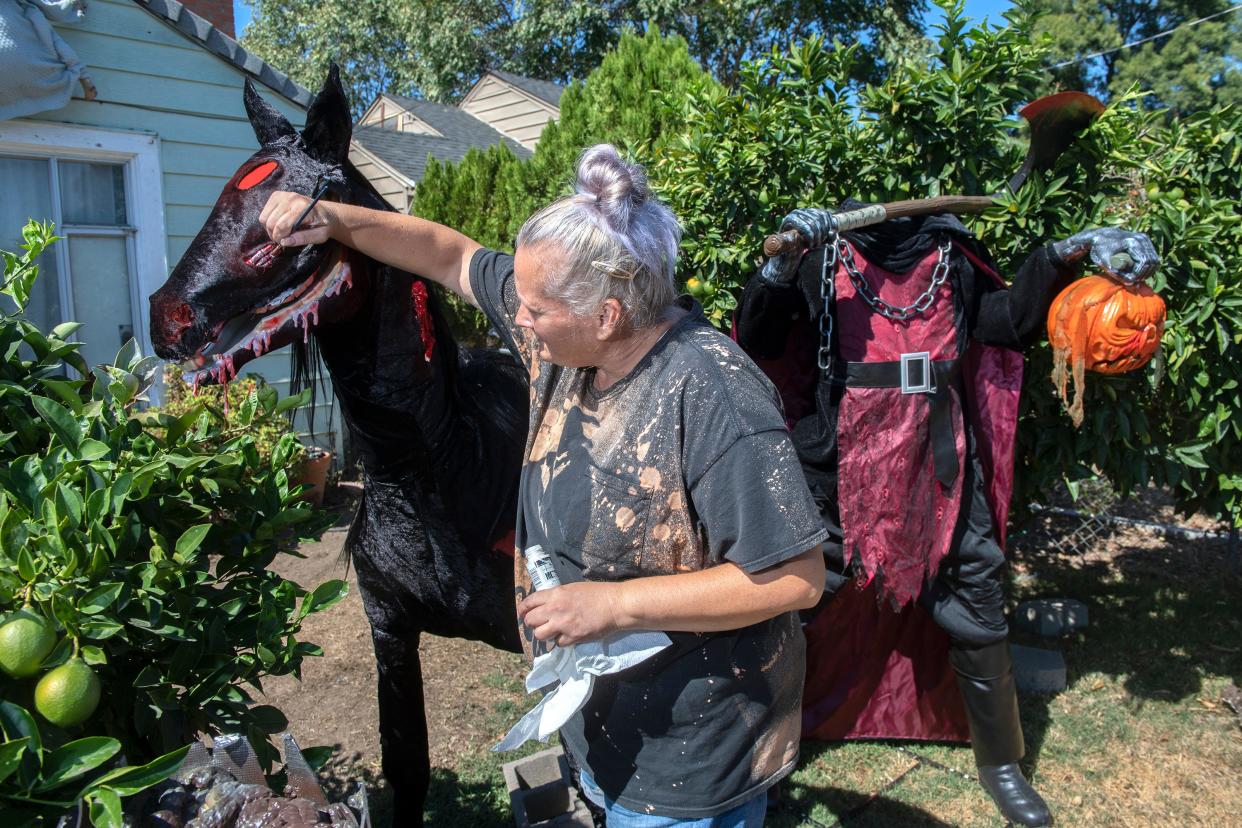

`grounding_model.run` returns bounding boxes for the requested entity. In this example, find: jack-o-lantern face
[1047,274,1166,426]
